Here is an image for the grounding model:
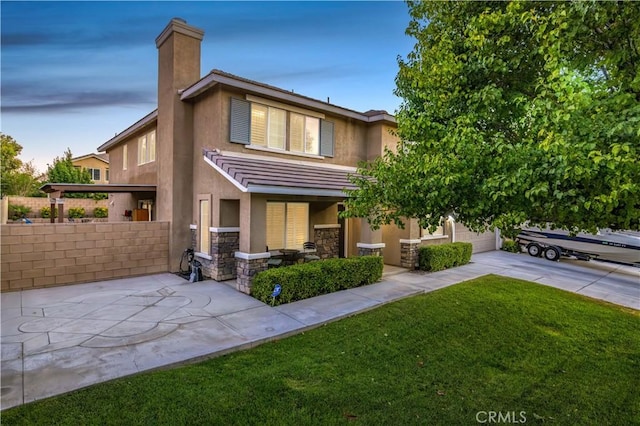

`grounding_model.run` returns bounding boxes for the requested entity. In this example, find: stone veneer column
[210,227,240,281]
[357,242,385,257]
[313,224,341,259]
[235,251,270,294]
[399,239,421,269]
